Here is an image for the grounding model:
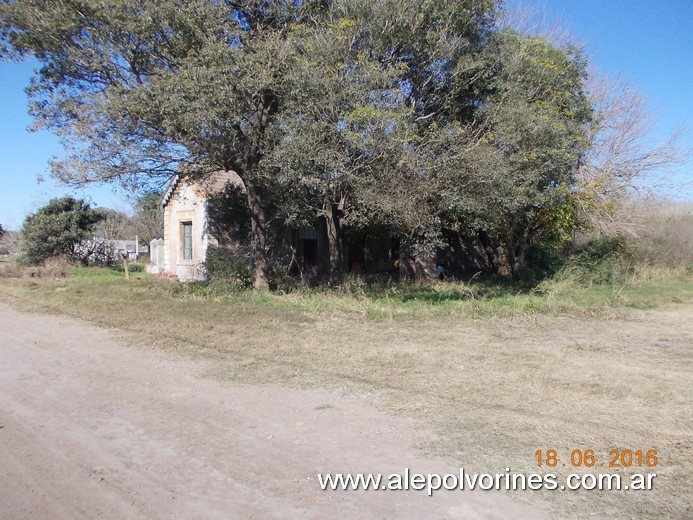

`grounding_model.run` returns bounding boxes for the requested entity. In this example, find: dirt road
[0,303,545,519]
